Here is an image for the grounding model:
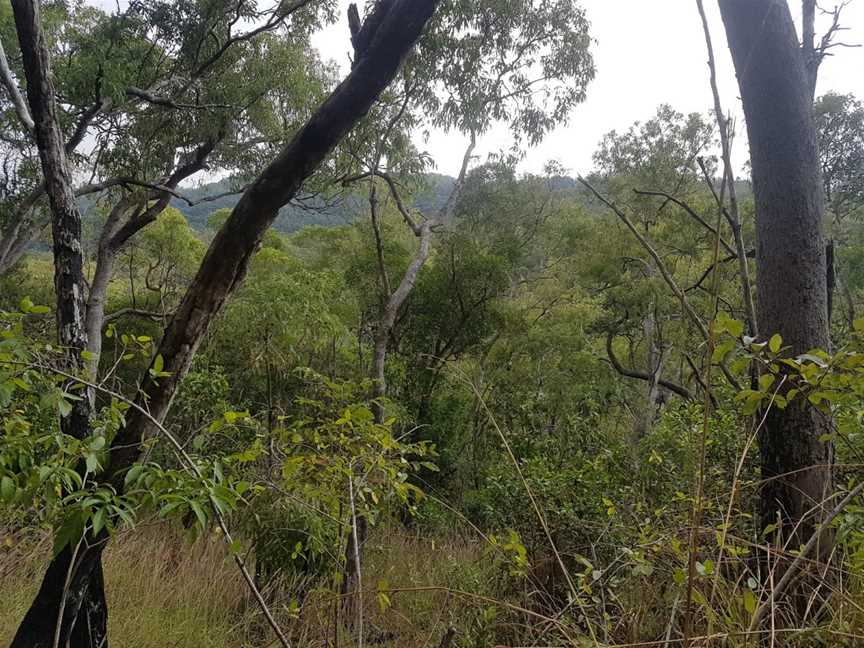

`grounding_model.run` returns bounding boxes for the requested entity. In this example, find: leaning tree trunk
[10,0,106,646]
[719,0,833,600]
[11,2,441,645]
